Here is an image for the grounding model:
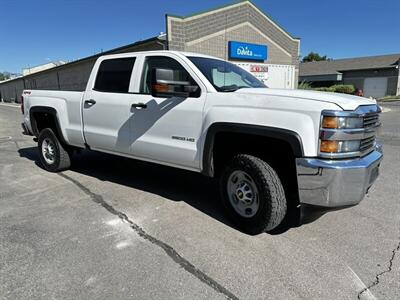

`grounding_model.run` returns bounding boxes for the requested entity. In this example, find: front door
[129,55,206,169]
